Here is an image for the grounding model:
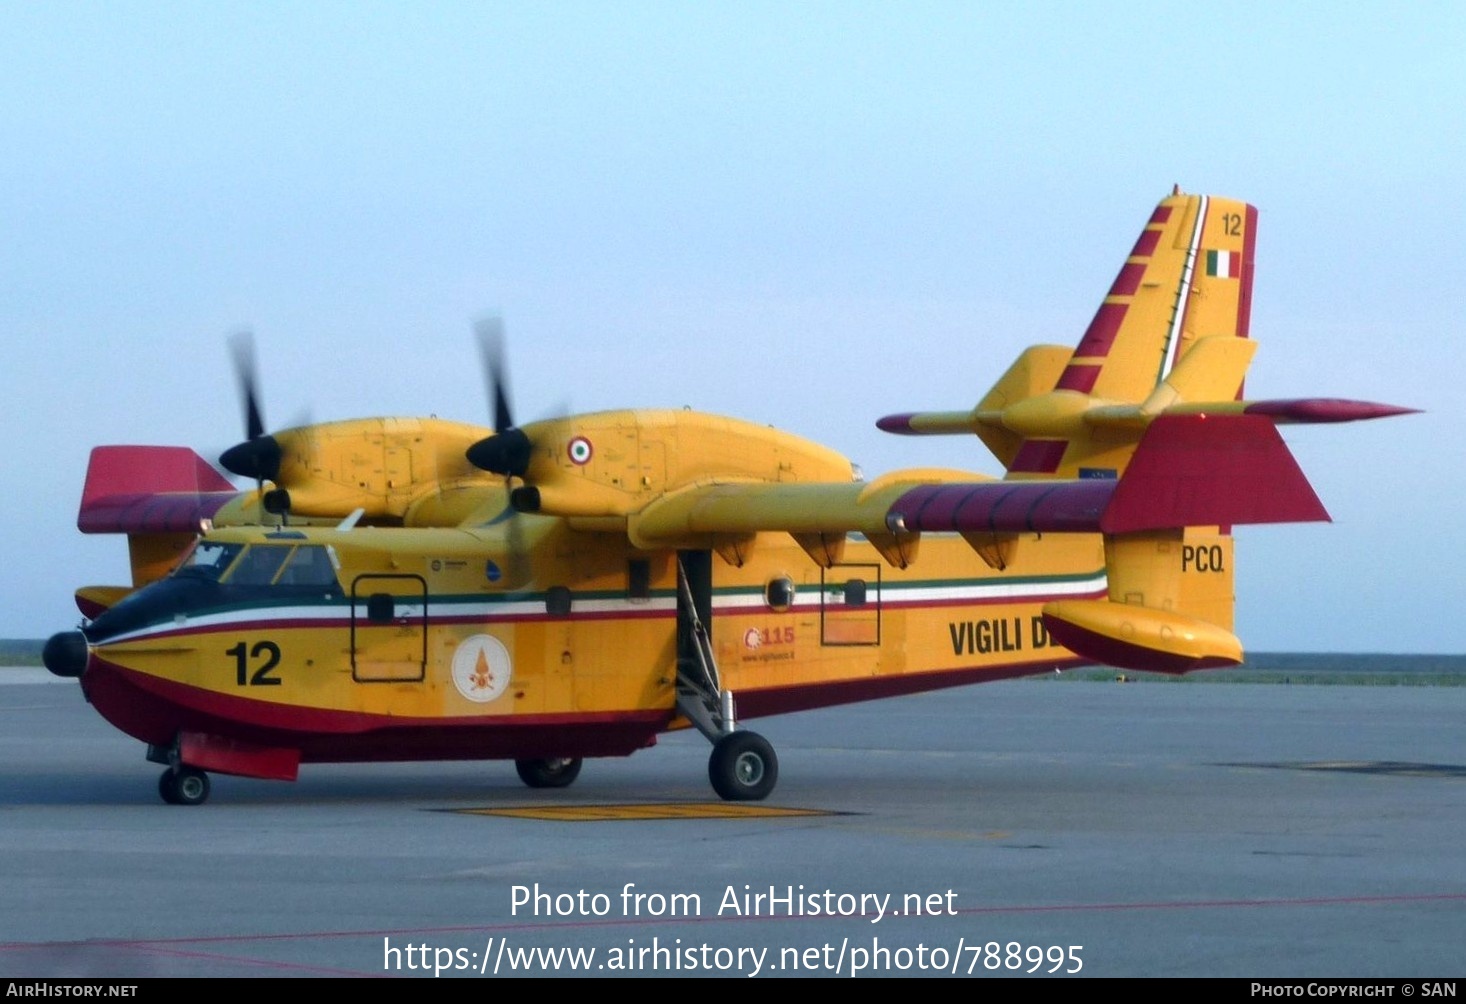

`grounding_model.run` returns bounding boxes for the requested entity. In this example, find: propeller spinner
[218,331,290,516]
